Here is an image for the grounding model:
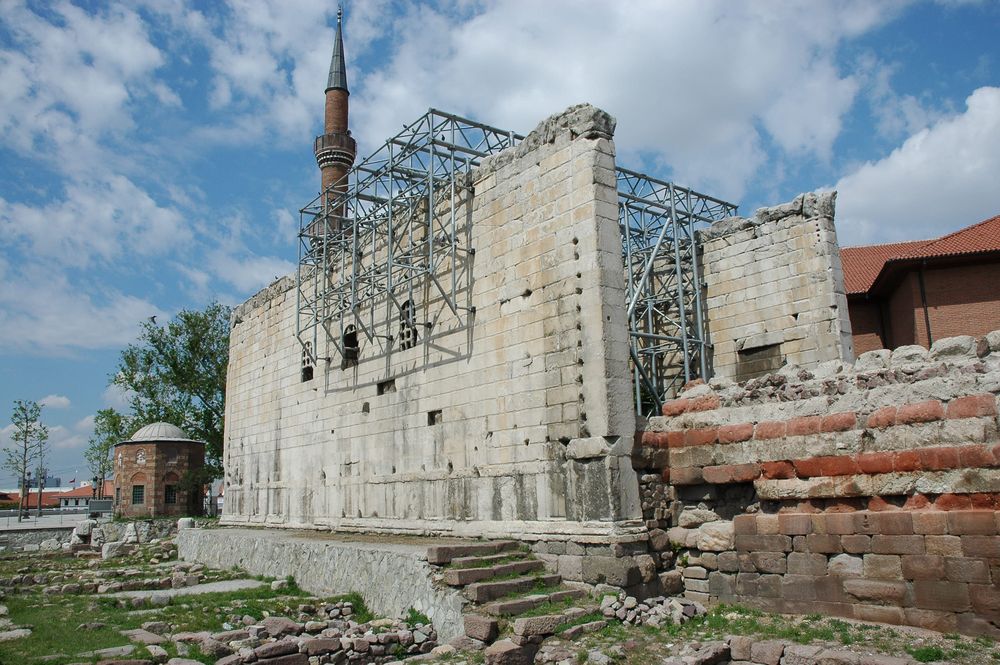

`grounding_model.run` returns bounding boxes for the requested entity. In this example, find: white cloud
[38,394,71,409]
[835,86,1000,244]
[101,385,134,410]
[0,175,190,269]
[48,424,88,450]
[347,0,904,201]
[0,264,167,355]
[209,251,296,293]
[0,1,169,171]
